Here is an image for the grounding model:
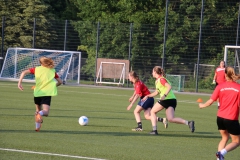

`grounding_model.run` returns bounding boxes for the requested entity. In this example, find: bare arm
[129,91,136,102]
[18,70,31,91]
[199,99,214,109]
[55,77,62,86]
[127,94,139,110]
